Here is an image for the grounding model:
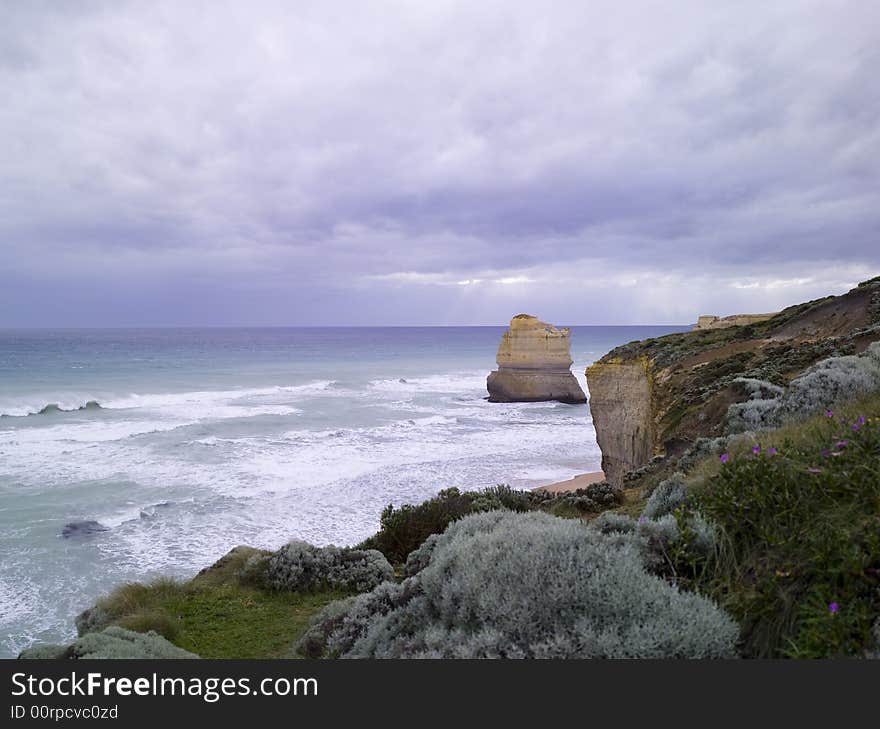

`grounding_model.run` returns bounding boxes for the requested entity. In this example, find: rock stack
[487,315,587,404]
